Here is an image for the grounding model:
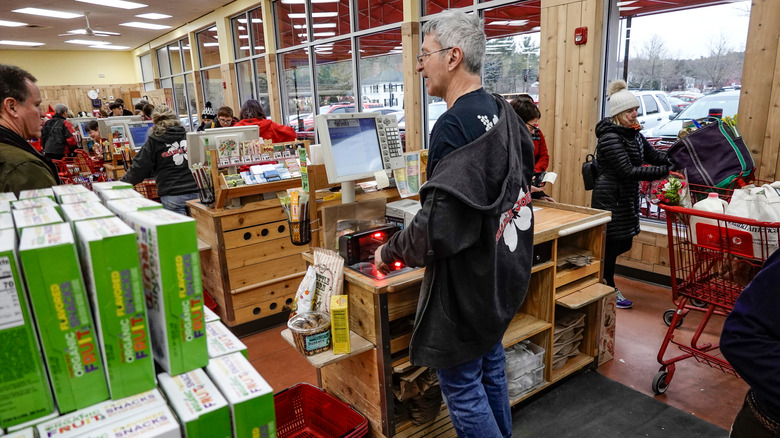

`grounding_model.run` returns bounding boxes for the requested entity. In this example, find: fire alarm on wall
[574,27,588,45]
